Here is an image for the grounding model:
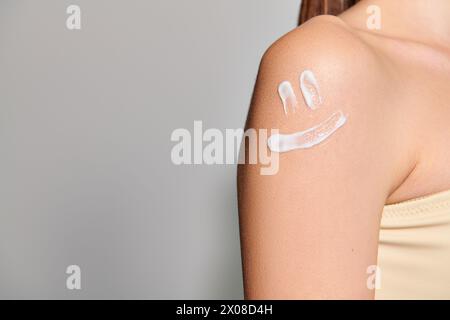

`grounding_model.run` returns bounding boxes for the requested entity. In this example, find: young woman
[238,0,450,299]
